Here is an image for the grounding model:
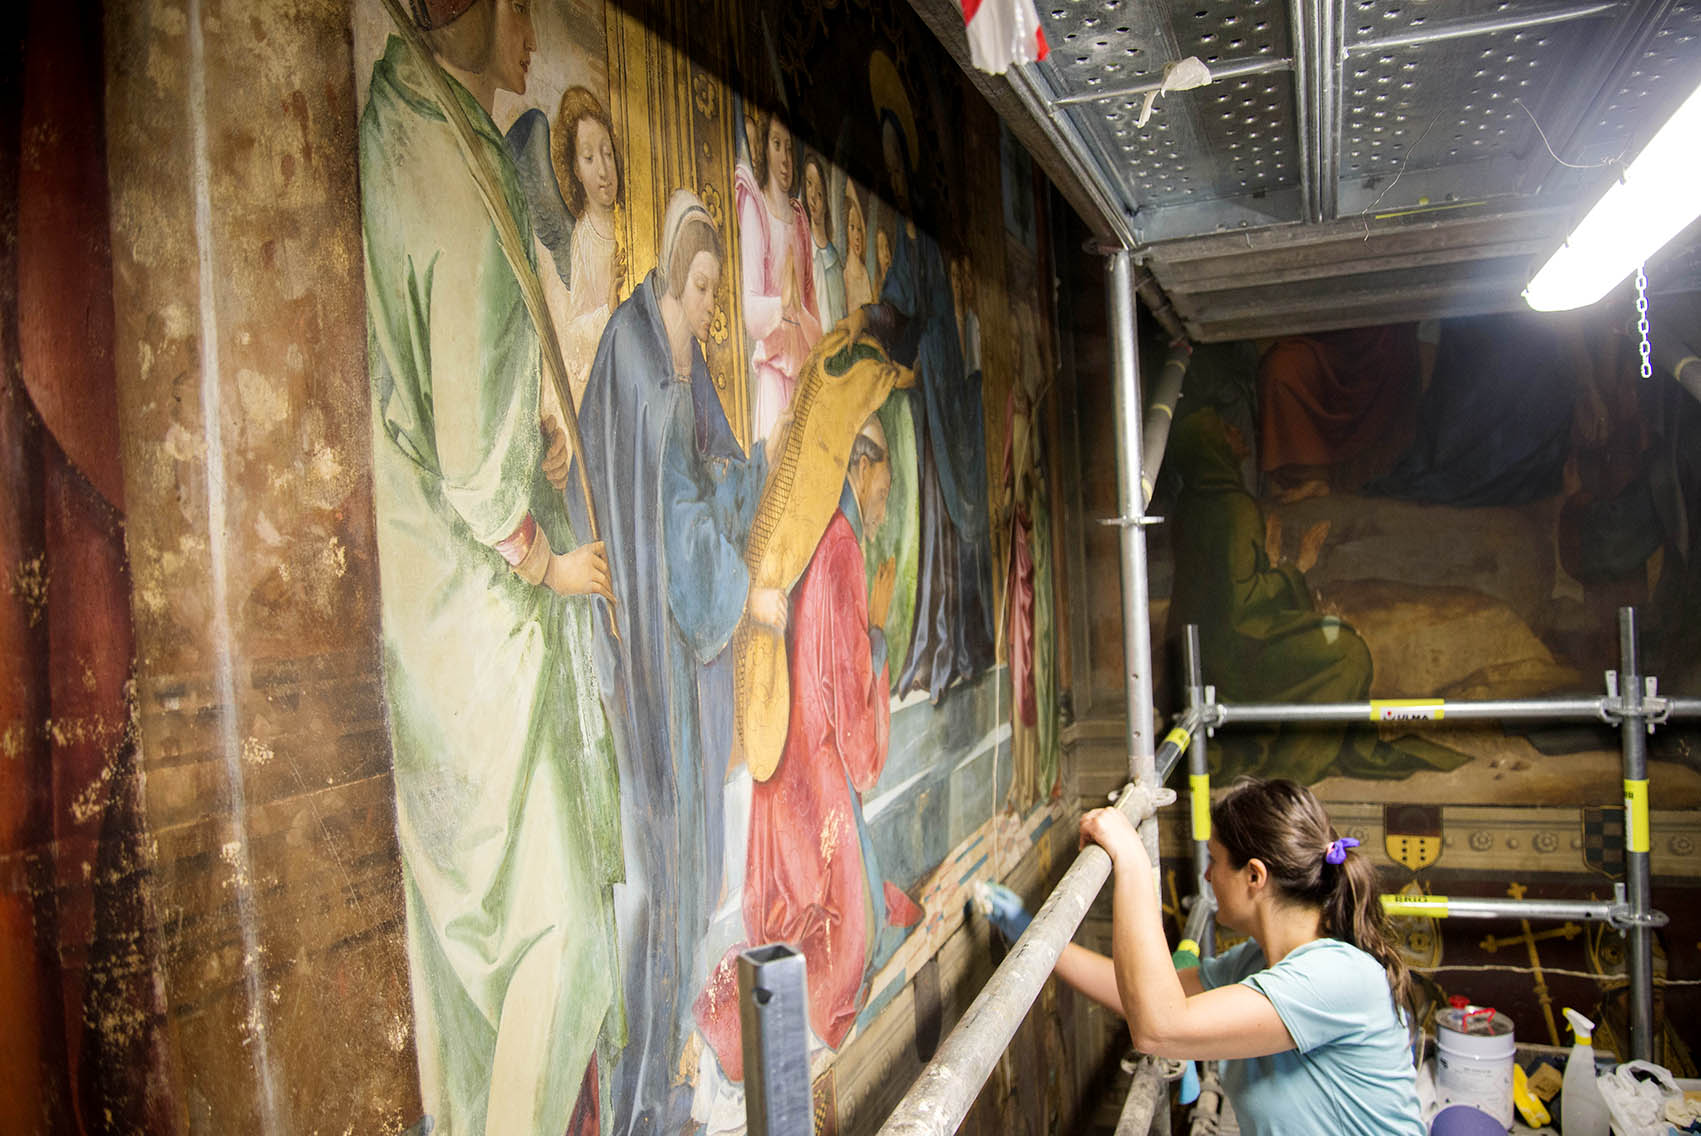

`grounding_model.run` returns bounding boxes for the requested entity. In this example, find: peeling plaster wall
[104,0,418,1130]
